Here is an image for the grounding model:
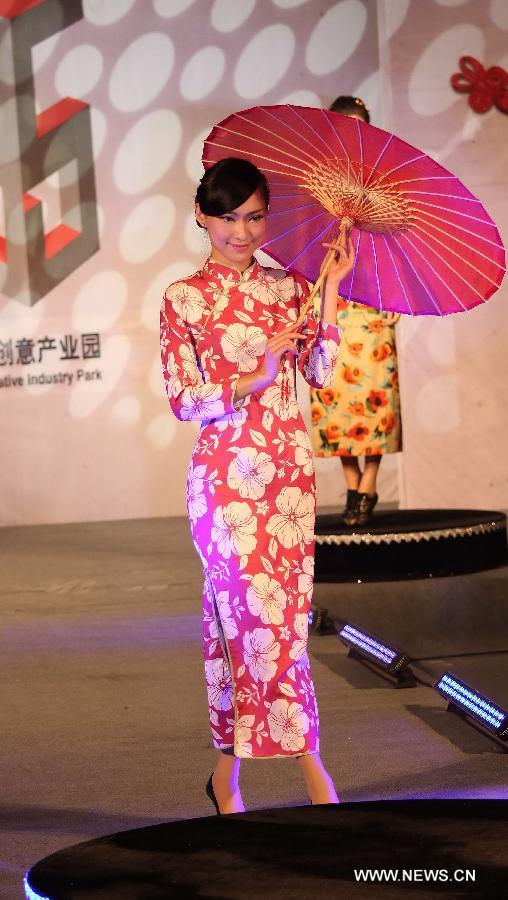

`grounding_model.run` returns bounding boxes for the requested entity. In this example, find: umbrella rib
[357,118,364,171]
[413,221,505,278]
[397,233,474,310]
[290,105,335,157]
[390,235,443,315]
[405,229,494,297]
[232,111,327,167]
[382,236,415,316]
[204,138,309,175]
[325,113,355,163]
[404,190,481,203]
[261,210,331,248]
[262,106,333,163]
[268,201,323,217]
[411,199,499,226]
[271,192,322,200]
[213,127,313,168]
[411,208,505,250]
[370,233,382,312]
[375,152,430,182]
[388,175,458,188]
[320,109,348,170]
[363,134,394,190]
[284,219,337,269]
